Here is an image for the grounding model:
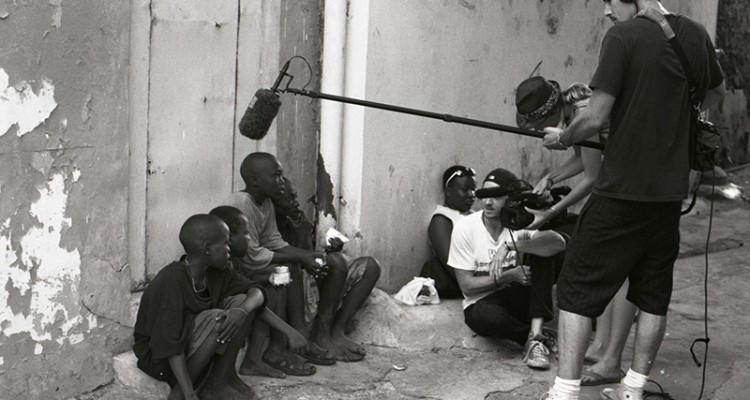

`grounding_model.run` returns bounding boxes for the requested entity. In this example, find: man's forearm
[510,232,565,257]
